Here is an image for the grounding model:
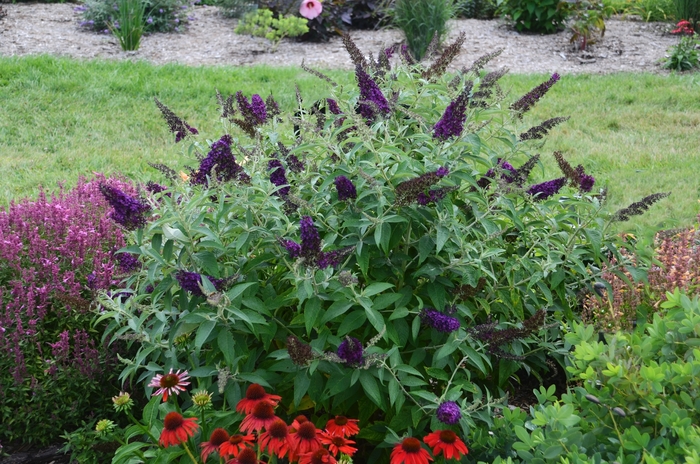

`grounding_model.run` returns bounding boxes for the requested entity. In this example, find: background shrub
[501,0,572,33]
[393,0,456,60]
[216,0,257,18]
[95,37,666,462]
[0,175,135,448]
[455,0,498,18]
[77,0,196,34]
